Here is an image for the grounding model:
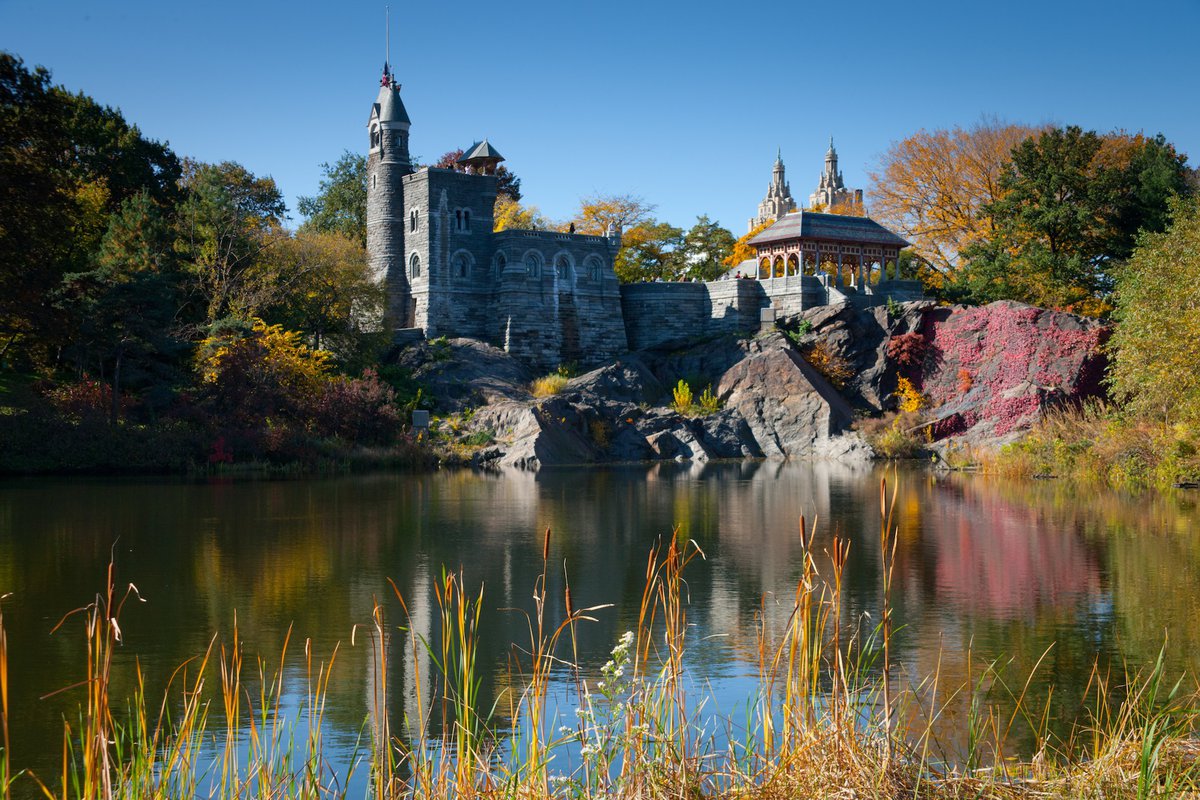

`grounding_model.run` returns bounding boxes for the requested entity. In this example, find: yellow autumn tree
[823,198,867,217]
[723,220,772,270]
[867,119,1040,275]
[569,193,656,235]
[493,194,551,232]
